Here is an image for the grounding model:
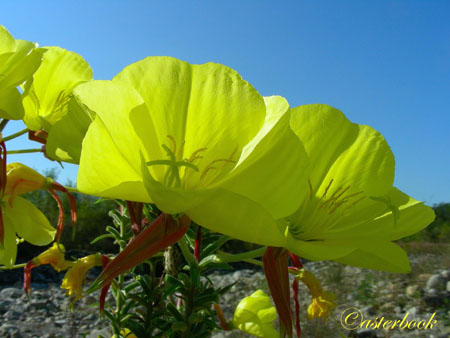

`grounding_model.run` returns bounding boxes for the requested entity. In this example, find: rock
[417,273,432,283]
[405,285,419,297]
[440,269,450,280]
[423,293,446,307]
[425,274,446,291]
[0,299,12,313]
[86,328,111,338]
[0,287,23,299]
[4,310,21,320]
[355,328,378,337]
[54,319,66,327]
[405,306,419,316]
